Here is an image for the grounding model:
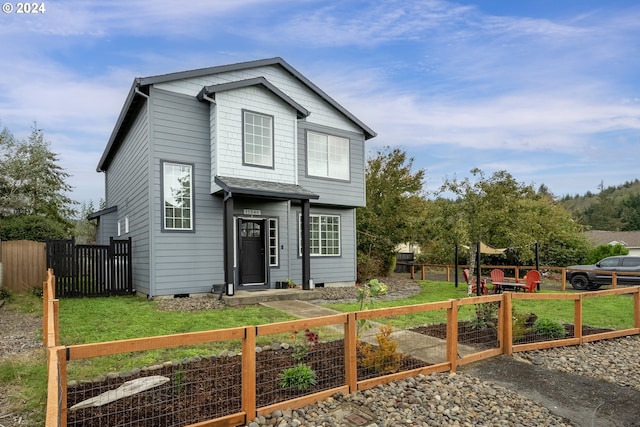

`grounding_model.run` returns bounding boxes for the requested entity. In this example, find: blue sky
[1,0,639,209]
